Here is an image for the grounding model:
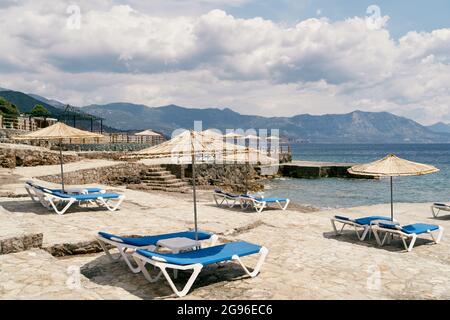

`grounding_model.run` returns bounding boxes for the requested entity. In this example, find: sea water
[263,144,450,209]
